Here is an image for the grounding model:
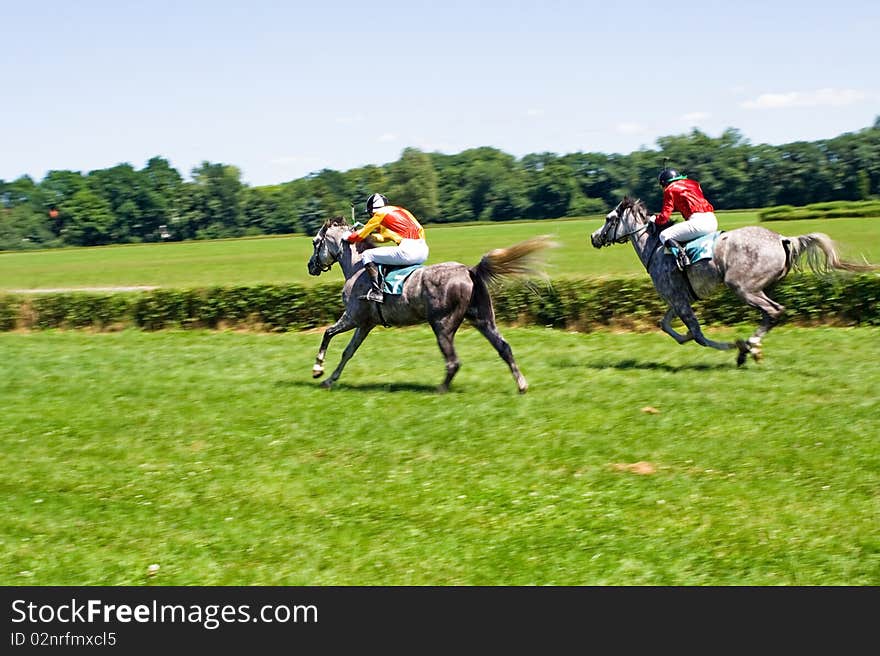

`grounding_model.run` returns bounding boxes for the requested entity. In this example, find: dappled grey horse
[591,197,877,365]
[307,216,553,392]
